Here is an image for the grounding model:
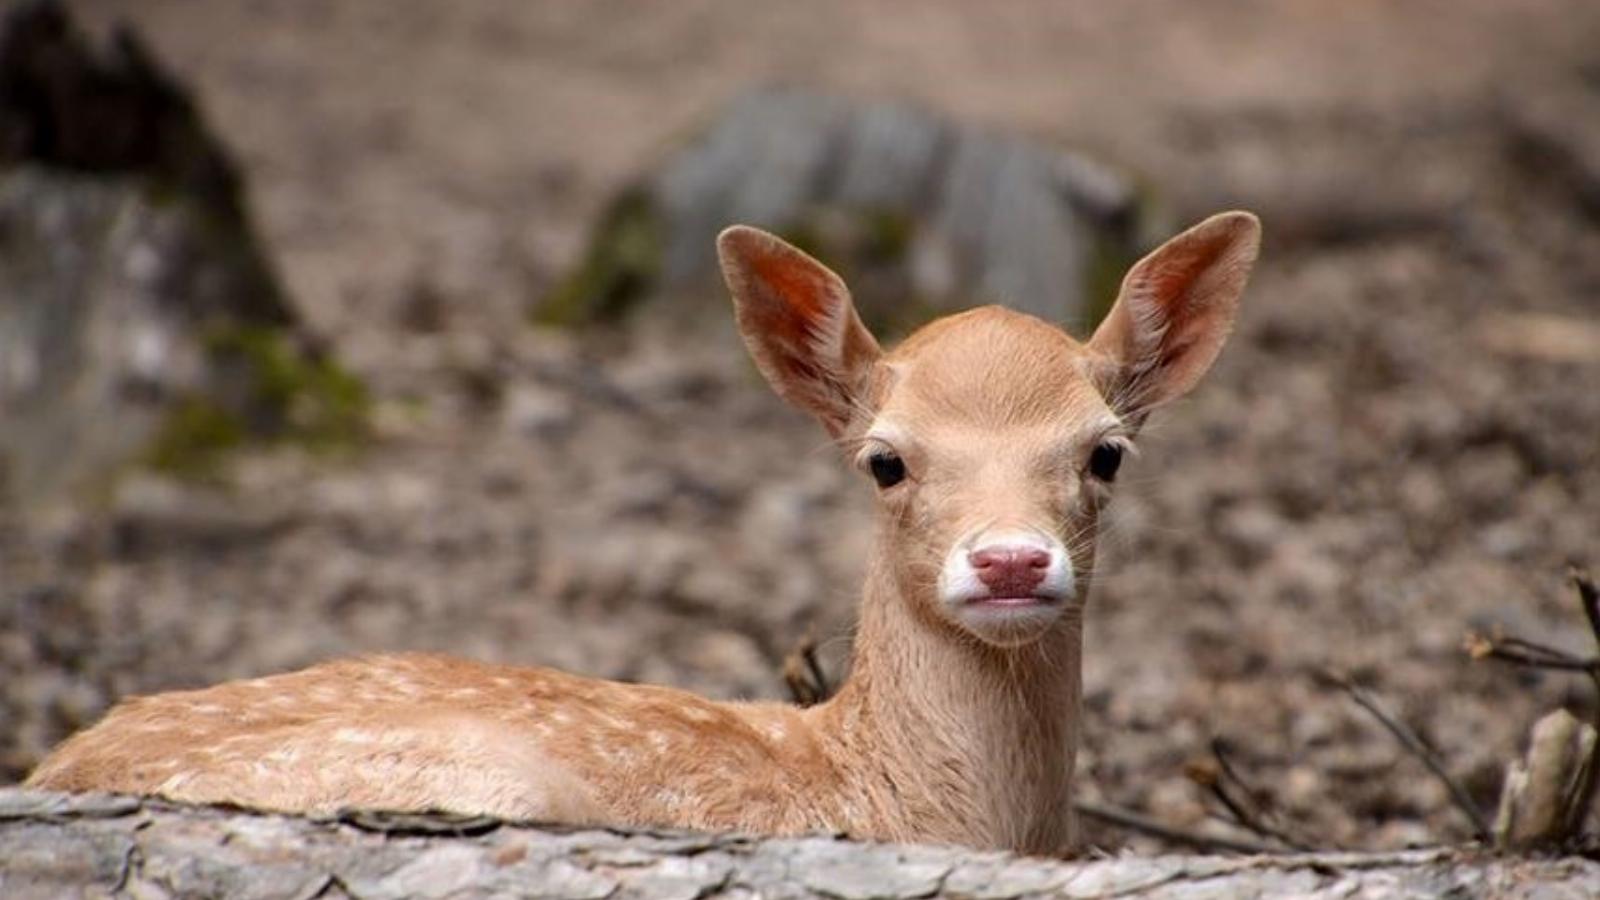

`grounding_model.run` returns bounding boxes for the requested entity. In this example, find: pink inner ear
[739,244,858,403]
[720,226,884,436]
[750,251,831,325]
[1091,212,1259,412]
